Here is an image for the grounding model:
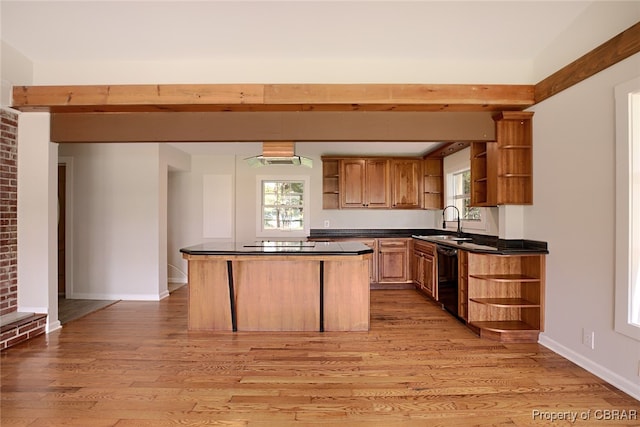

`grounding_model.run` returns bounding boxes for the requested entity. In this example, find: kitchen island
[180,241,373,332]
